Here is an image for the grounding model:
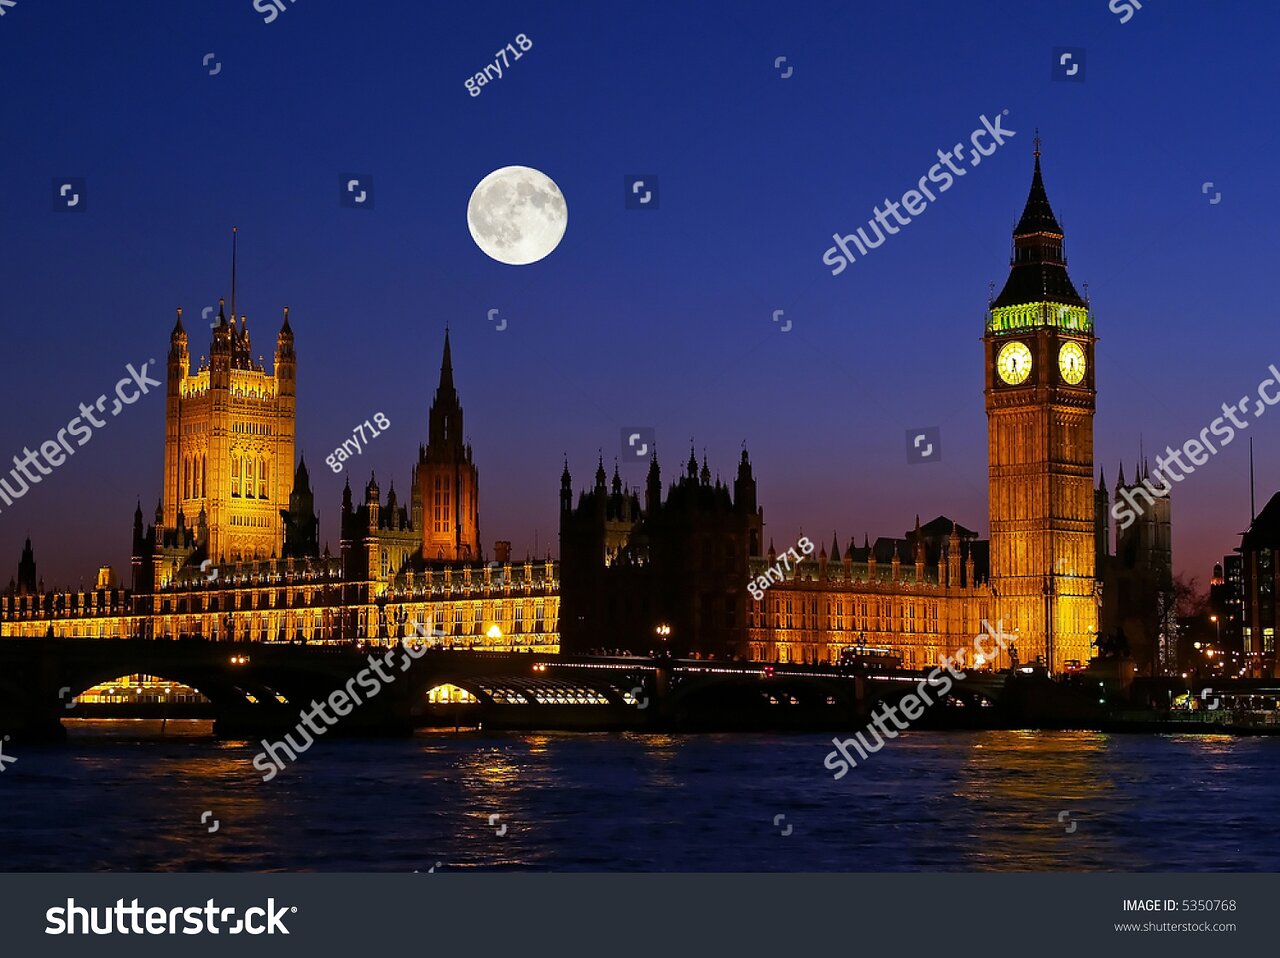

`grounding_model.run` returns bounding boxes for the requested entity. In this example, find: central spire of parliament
[427,328,464,458]
[418,329,479,561]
